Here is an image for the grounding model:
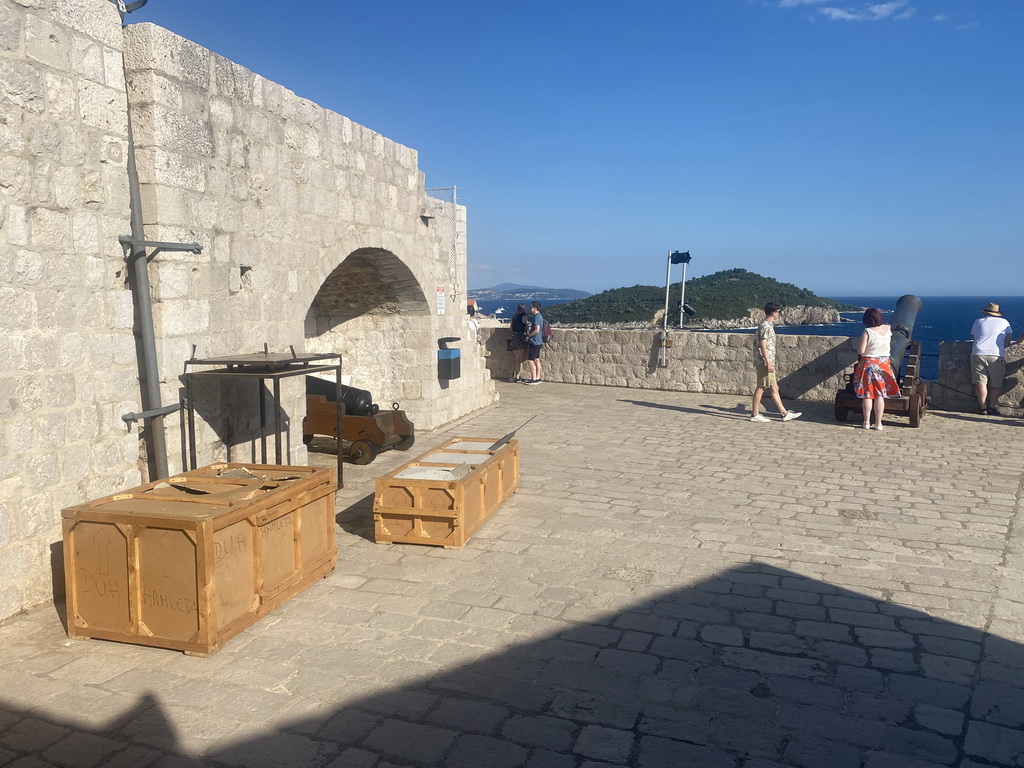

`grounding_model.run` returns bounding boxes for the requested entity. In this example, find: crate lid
[395,464,472,481]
